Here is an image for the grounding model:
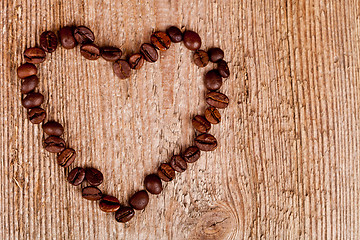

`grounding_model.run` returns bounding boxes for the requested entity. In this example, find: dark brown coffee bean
[82,186,102,200]
[140,43,158,62]
[170,155,187,173]
[151,31,171,51]
[24,47,46,64]
[28,107,46,124]
[99,195,121,212]
[208,48,224,63]
[59,26,77,49]
[195,133,218,151]
[101,47,122,62]
[85,167,103,186]
[67,167,85,186]
[157,163,175,182]
[217,60,230,78]
[115,206,135,223]
[183,30,201,51]
[17,63,37,79]
[74,26,95,44]
[80,43,100,60]
[44,136,66,153]
[57,148,76,167]
[129,190,149,210]
[22,92,44,109]
[166,26,183,43]
[21,75,39,94]
[128,53,144,69]
[204,70,223,91]
[144,174,162,195]
[205,106,221,124]
[42,121,64,136]
[113,60,131,79]
[192,115,211,133]
[40,31,58,53]
[182,146,201,163]
[193,50,209,67]
[206,92,229,109]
